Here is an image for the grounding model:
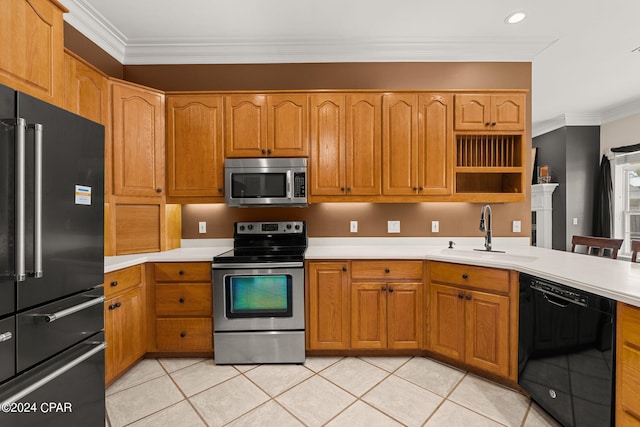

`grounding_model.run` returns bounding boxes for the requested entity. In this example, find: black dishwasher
[518,273,616,427]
